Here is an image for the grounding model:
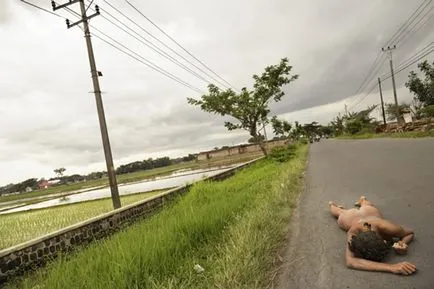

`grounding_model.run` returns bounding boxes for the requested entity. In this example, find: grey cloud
[2,0,433,184]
